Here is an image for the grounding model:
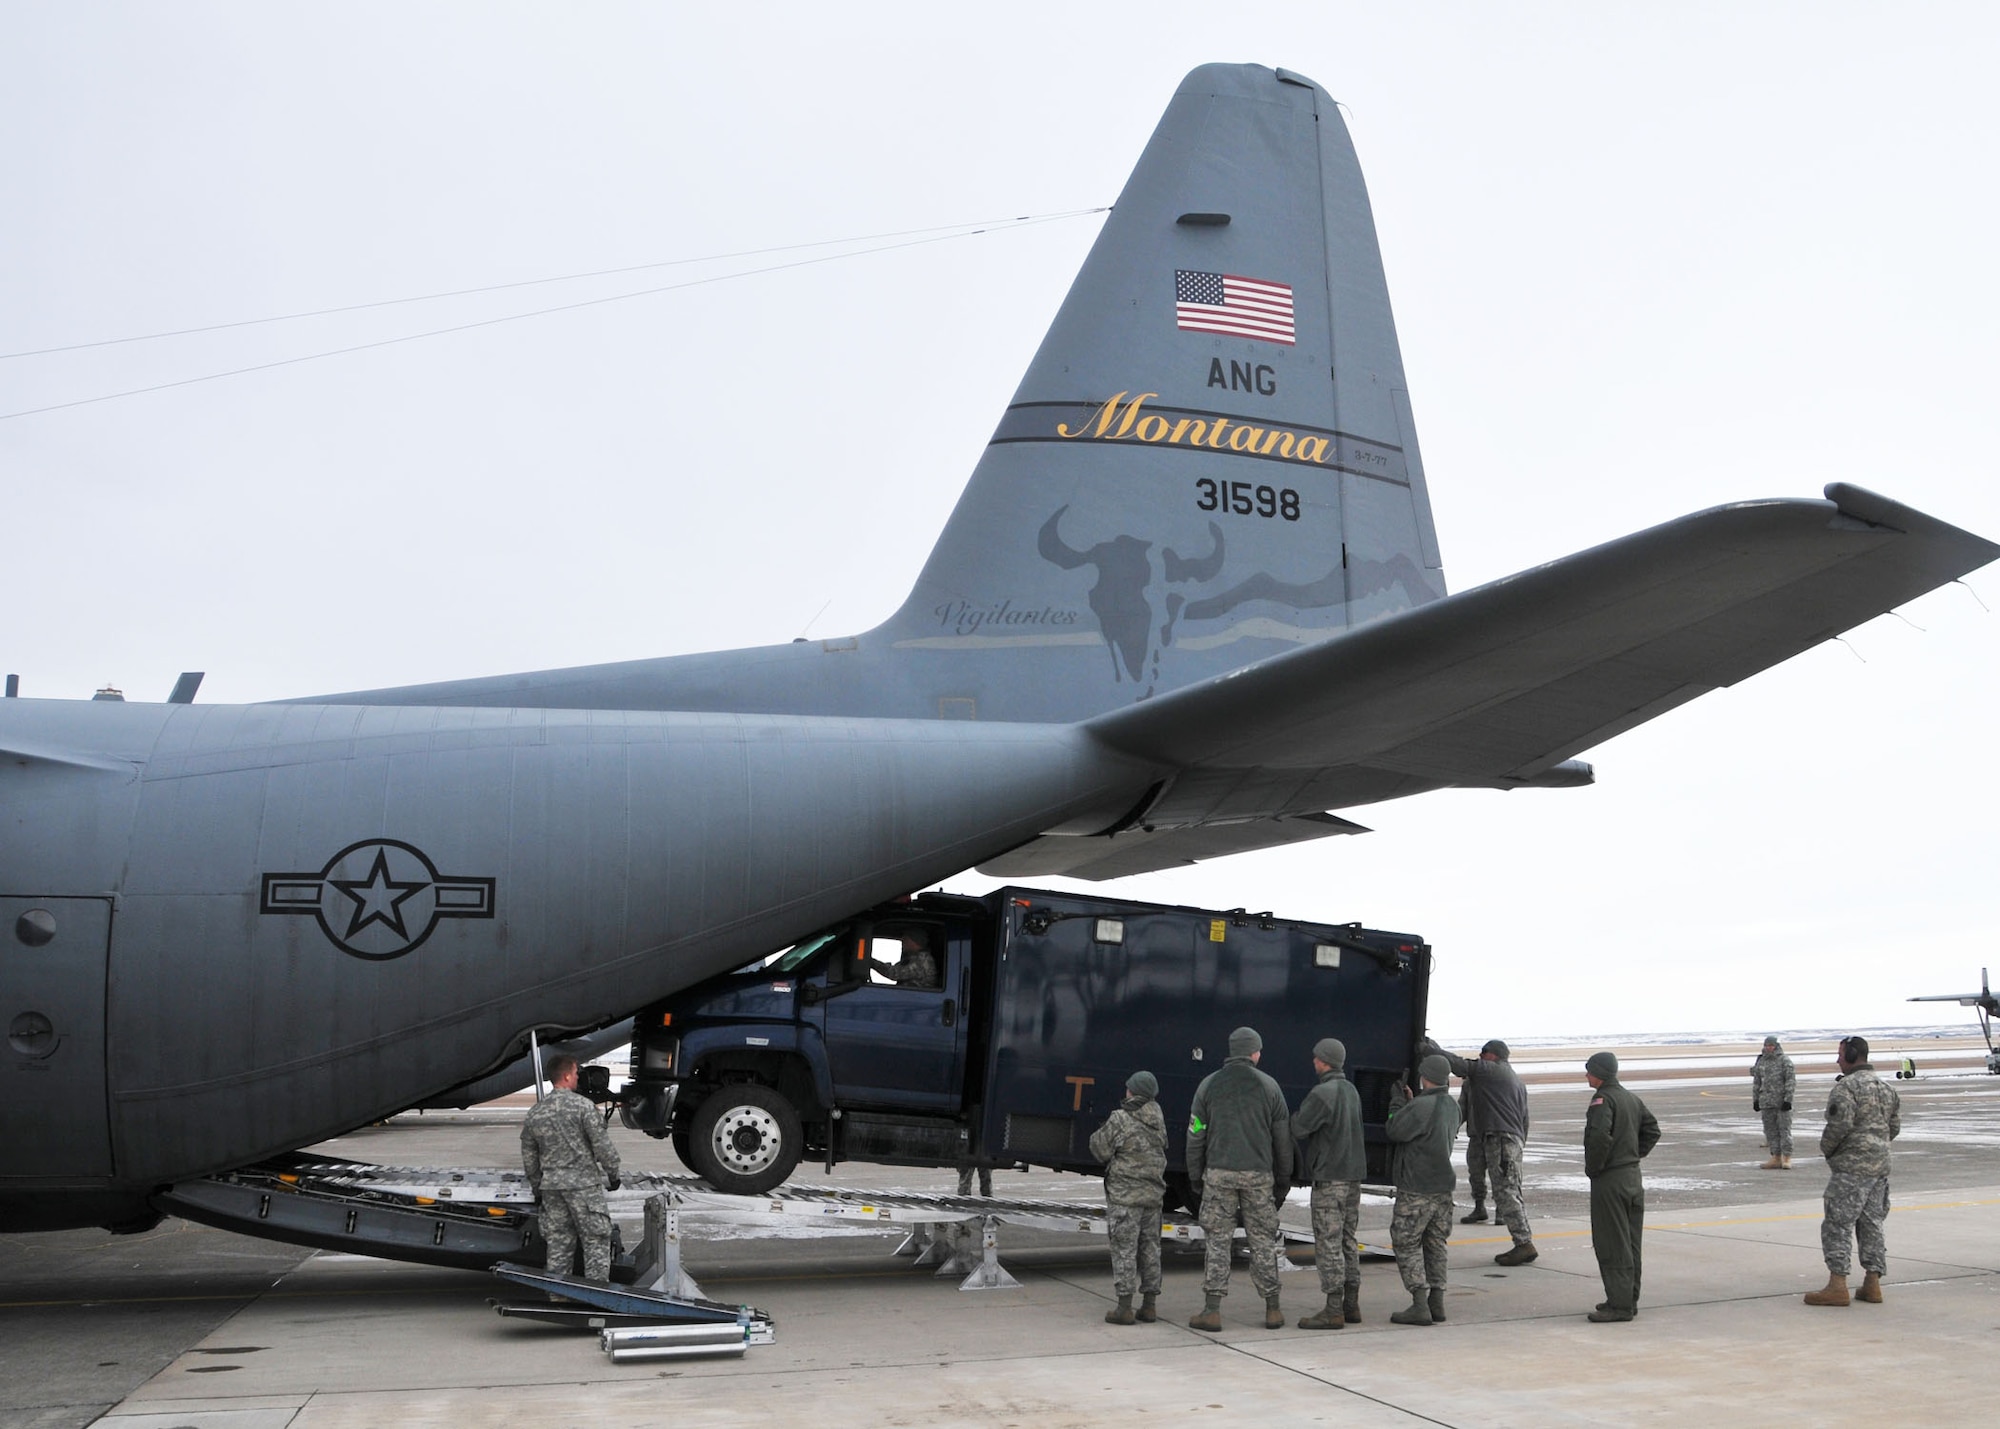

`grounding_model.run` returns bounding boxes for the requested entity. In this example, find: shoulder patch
[1188,1114,1206,1135]
[1590,1097,1605,1106]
